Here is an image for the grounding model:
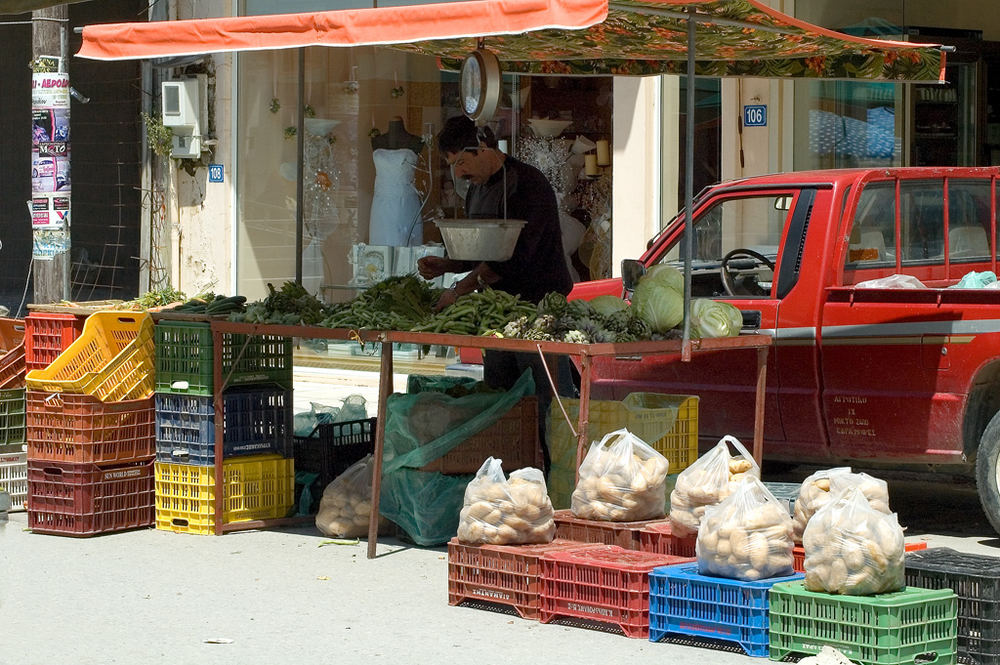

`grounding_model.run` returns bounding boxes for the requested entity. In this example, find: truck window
[948,179,992,262]
[900,180,944,263]
[845,181,896,270]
